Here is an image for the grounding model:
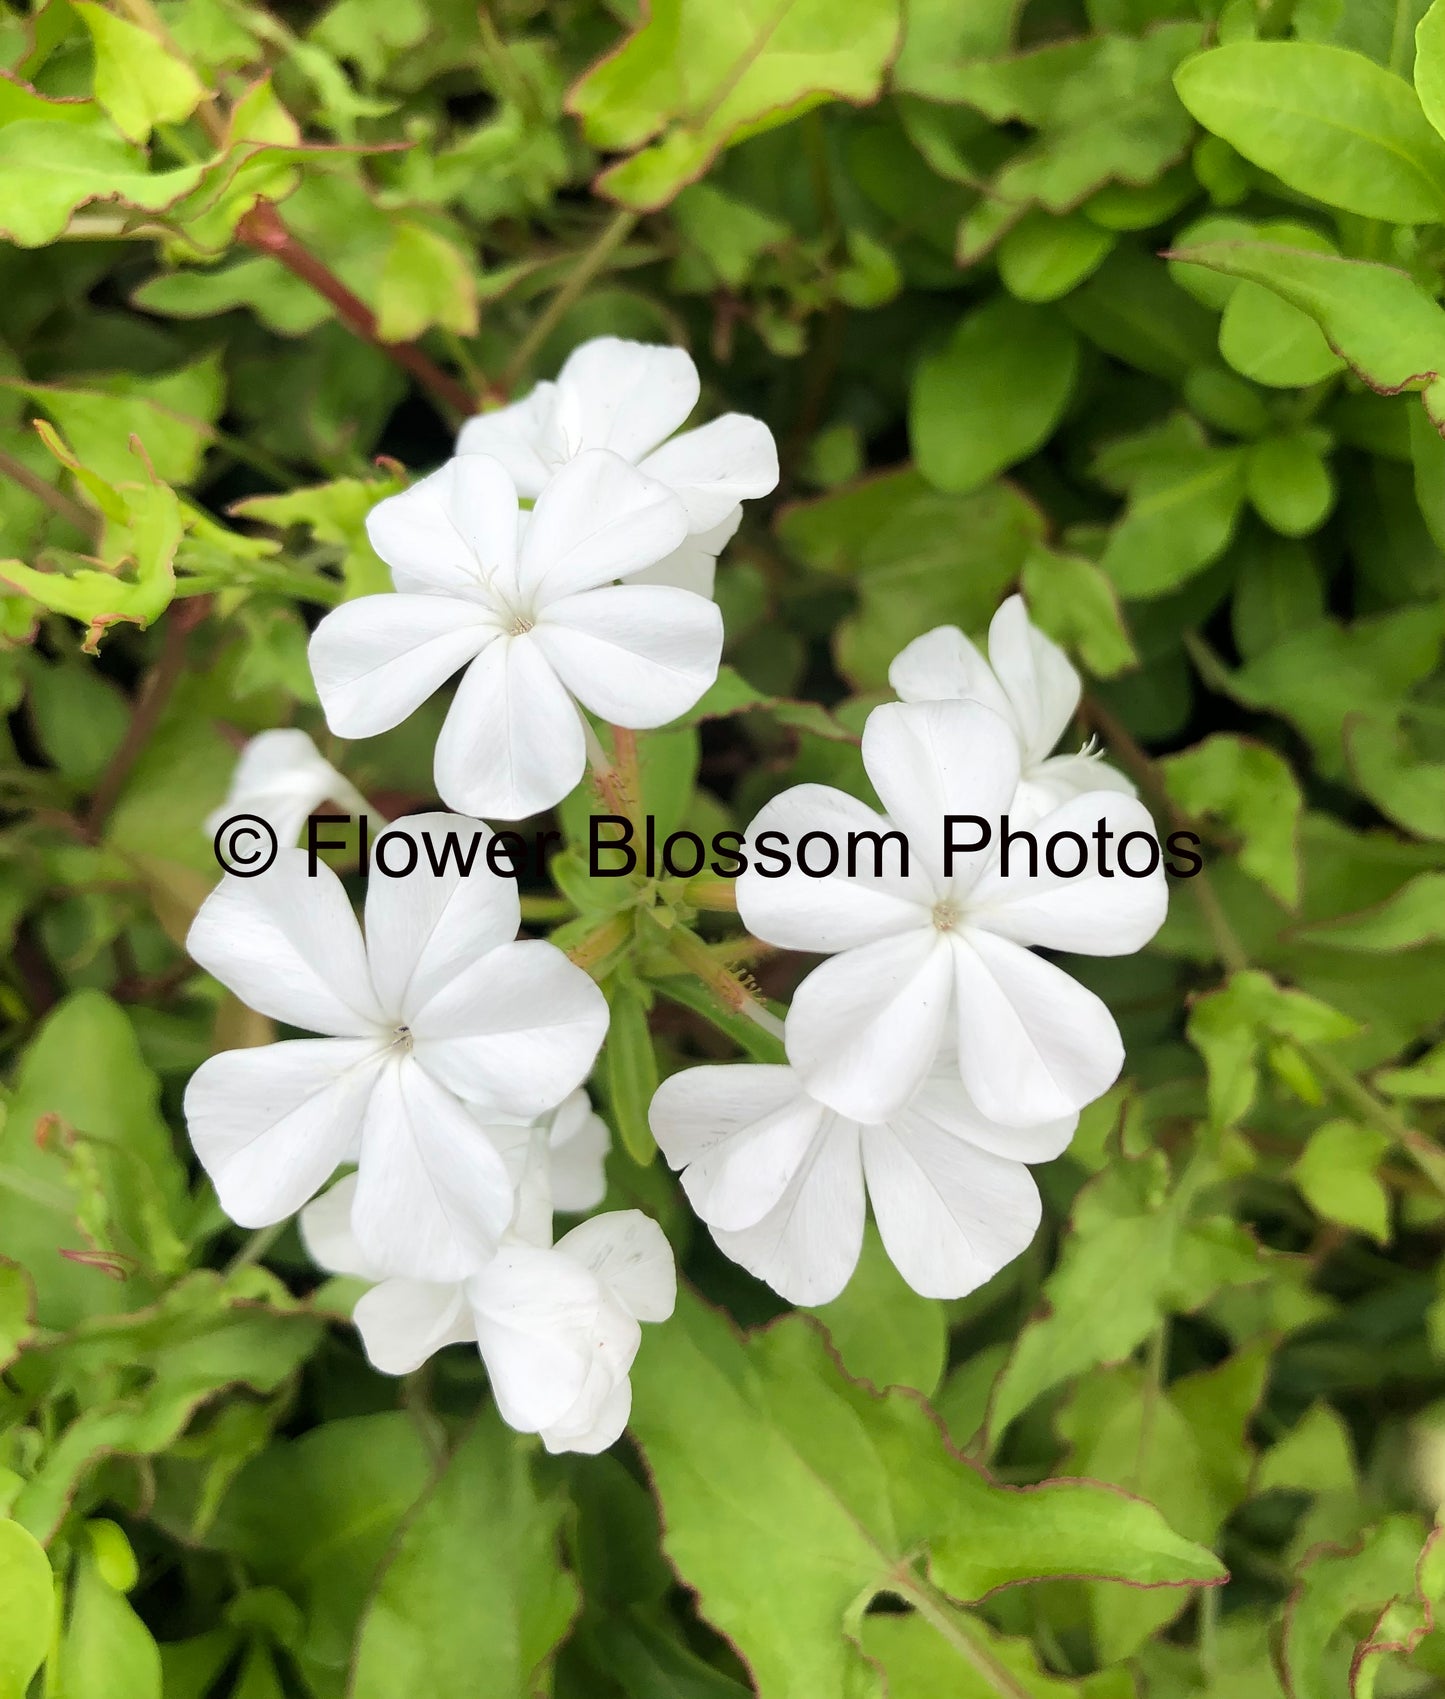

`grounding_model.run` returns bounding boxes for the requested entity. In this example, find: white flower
[651,1061,1073,1304]
[184,812,609,1281]
[204,728,374,848]
[457,337,778,597]
[308,450,723,820]
[300,1156,675,1454]
[890,595,1134,824]
[735,700,1167,1127]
